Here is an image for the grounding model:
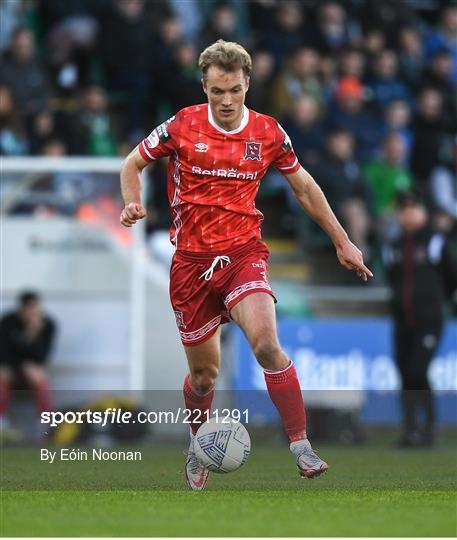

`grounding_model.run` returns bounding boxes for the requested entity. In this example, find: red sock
[0,381,11,415]
[34,380,53,414]
[264,362,307,442]
[183,374,214,435]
